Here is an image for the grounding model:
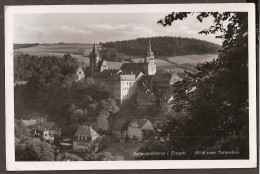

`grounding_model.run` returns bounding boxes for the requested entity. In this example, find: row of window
[106,81,135,86]
[77,135,92,141]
